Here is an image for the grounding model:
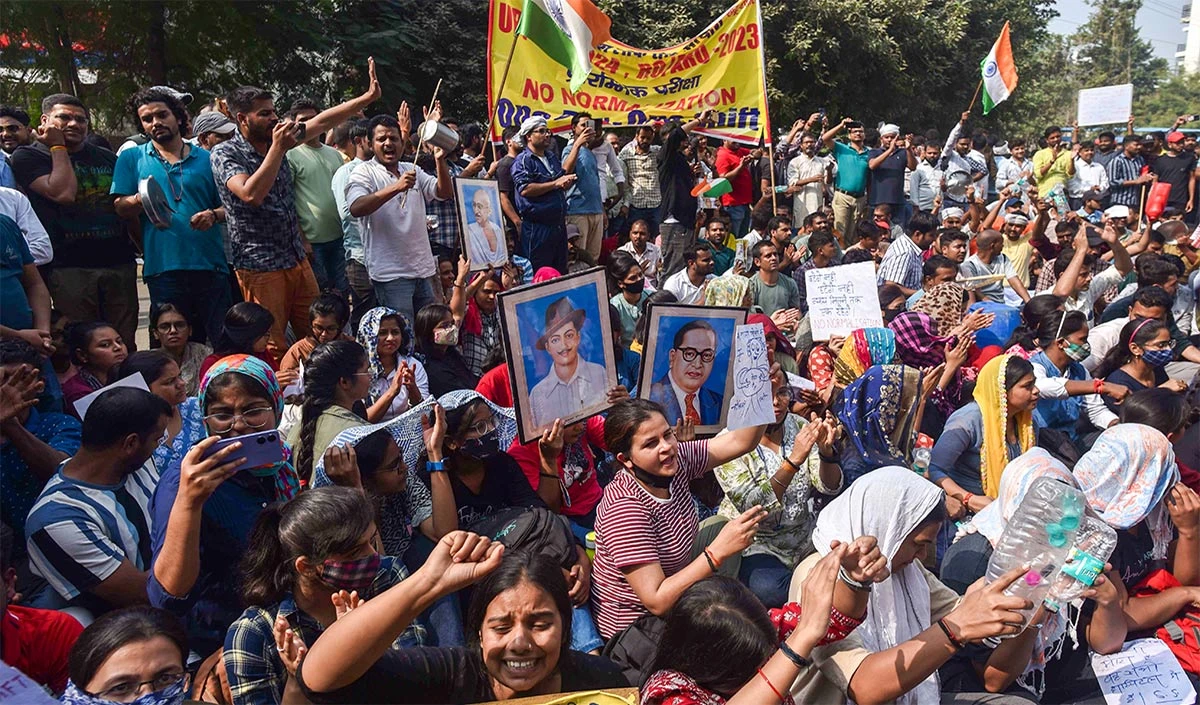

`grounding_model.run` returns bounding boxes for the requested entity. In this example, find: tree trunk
[146,0,167,85]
